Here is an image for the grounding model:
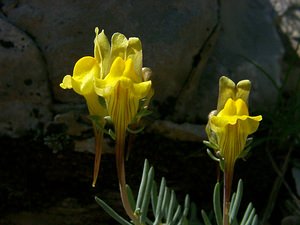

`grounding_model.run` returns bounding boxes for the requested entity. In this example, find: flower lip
[211,98,262,128]
[60,56,99,96]
[72,56,99,95]
[94,57,151,99]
